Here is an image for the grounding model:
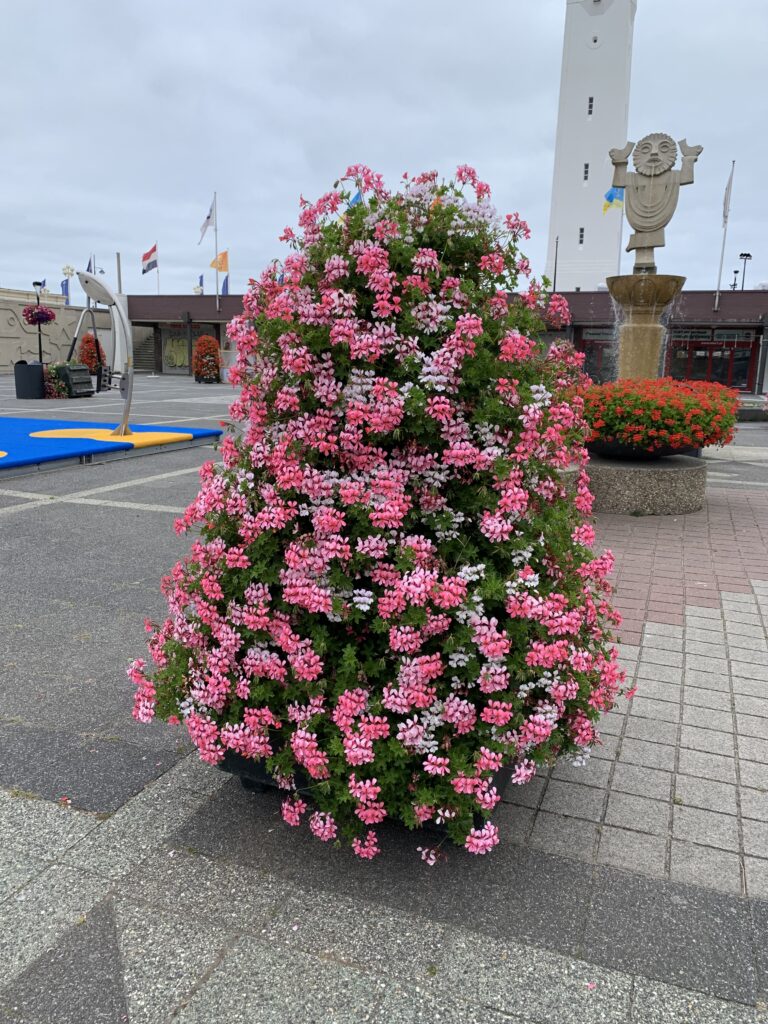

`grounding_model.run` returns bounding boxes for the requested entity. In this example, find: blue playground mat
[0,417,221,470]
